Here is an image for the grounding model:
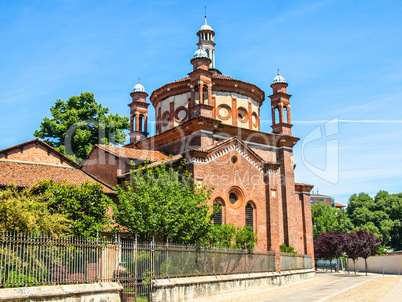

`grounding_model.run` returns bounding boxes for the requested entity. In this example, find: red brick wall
[192,149,268,251]
[82,148,130,188]
[0,143,71,166]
